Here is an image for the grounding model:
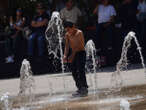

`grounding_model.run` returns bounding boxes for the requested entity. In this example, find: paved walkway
[0,65,146,96]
